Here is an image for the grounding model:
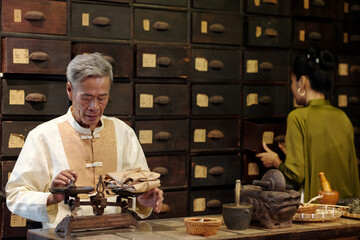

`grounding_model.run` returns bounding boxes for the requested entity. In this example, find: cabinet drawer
[245,0,291,16]
[338,23,360,51]
[71,3,130,39]
[336,55,360,84]
[243,50,289,82]
[135,0,188,7]
[134,9,187,43]
[243,85,289,117]
[333,87,360,117]
[1,121,43,157]
[338,0,360,22]
[190,155,241,187]
[190,119,239,152]
[135,84,189,116]
[351,118,360,148]
[103,82,132,116]
[192,0,241,11]
[1,0,67,35]
[147,191,188,219]
[135,45,189,78]
[192,85,241,115]
[192,12,242,45]
[293,21,336,50]
[191,48,240,83]
[147,155,187,188]
[2,79,69,116]
[242,150,267,184]
[72,43,132,78]
[245,16,291,48]
[242,120,286,153]
[2,37,70,75]
[1,161,16,189]
[189,189,233,216]
[293,0,338,19]
[135,120,189,153]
